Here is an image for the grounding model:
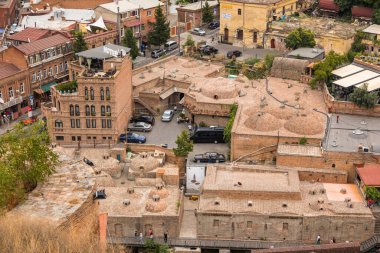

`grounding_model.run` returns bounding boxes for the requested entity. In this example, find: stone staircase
[134,97,158,116]
[373,212,380,234]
